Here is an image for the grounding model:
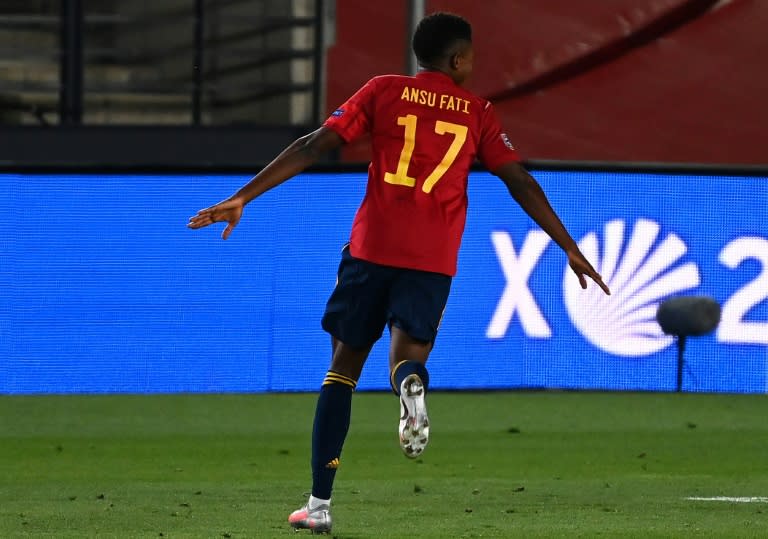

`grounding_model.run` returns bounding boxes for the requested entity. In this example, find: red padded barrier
[485,0,768,163]
[325,0,768,164]
[427,0,714,98]
[324,0,408,161]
